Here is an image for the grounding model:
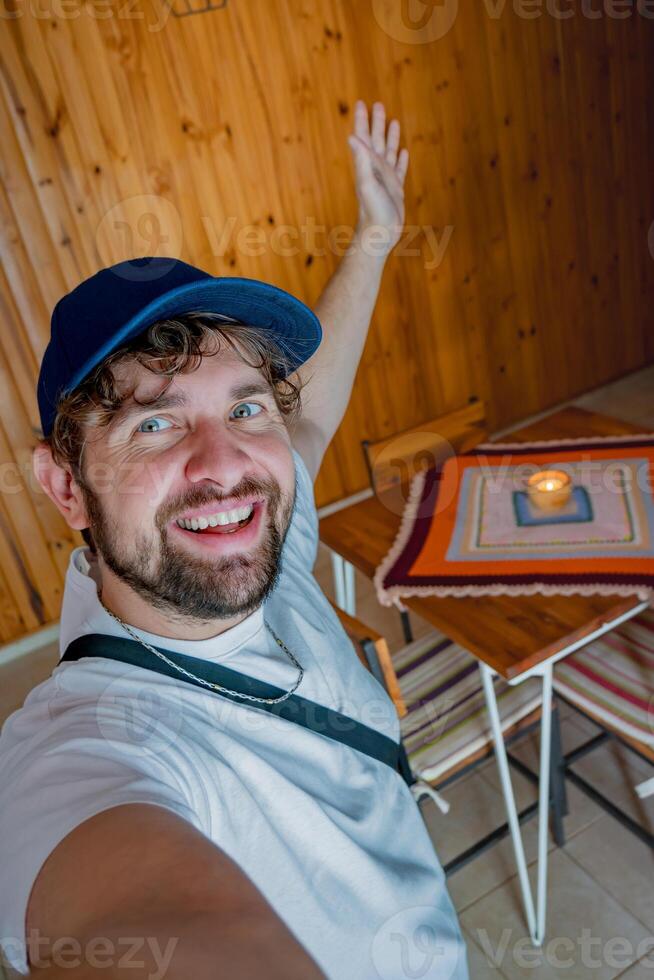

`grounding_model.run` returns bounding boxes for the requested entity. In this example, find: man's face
[76,345,297,622]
